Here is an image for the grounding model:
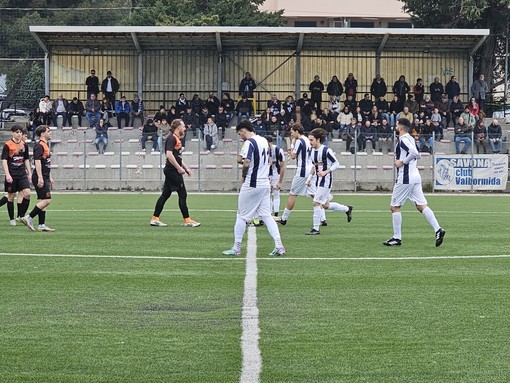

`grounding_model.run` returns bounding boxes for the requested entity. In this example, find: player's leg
[150,173,173,226]
[178,184,200,227]
[258,188,285,256]
[6,191,16,223]
[223,187,256,255]
[412,185,445,247]
[384,184,410,245]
